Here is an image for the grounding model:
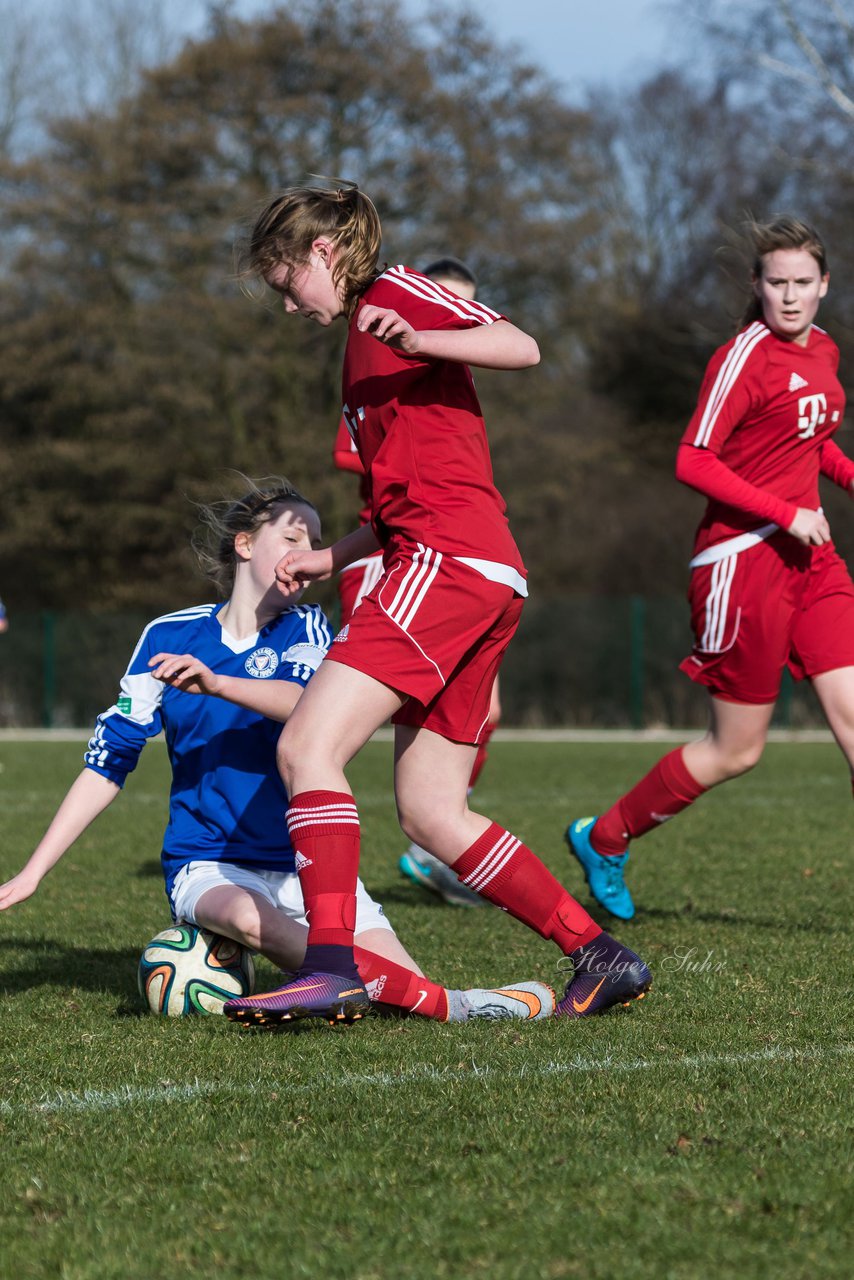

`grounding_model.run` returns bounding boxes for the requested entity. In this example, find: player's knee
[276,726,303,790]
[203,900,261,952]
[396,796,433,848]
[717,740,764,779]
